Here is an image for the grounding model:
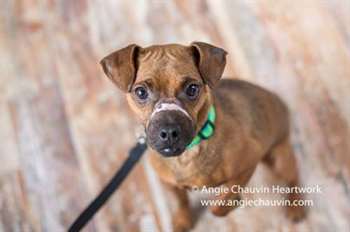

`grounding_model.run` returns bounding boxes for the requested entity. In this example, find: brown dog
[100,42,305,231]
